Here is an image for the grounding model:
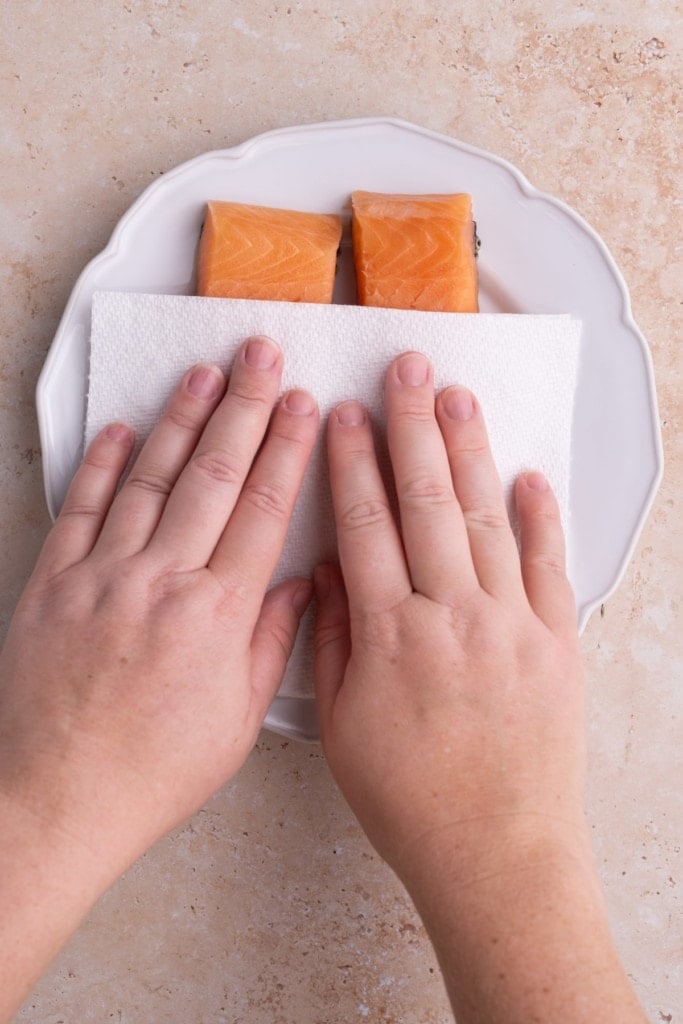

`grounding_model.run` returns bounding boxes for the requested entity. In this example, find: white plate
[37,117,663,742]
